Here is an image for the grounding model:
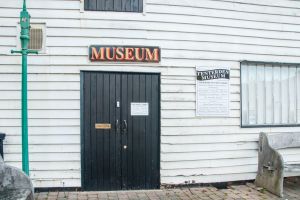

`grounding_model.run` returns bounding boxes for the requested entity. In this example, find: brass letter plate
[95,123,111,129]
